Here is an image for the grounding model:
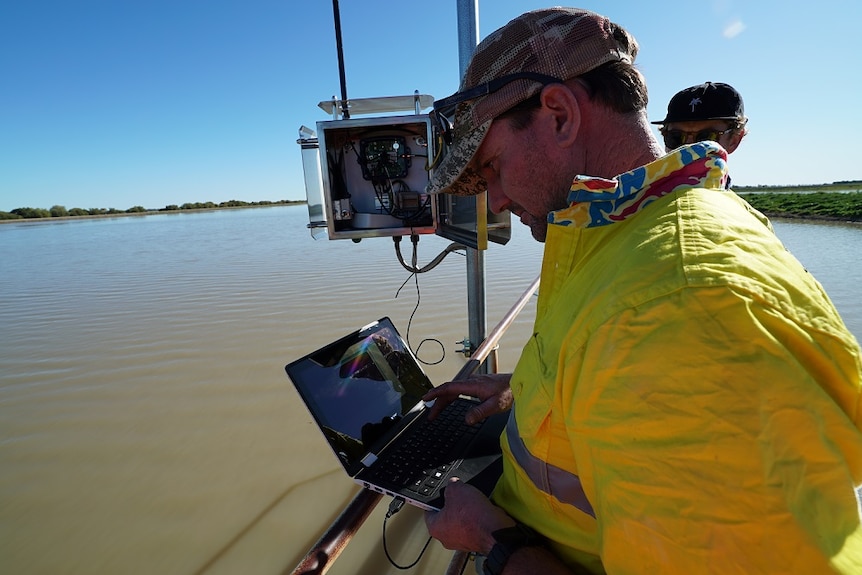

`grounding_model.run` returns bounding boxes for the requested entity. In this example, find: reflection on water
[0,206,859,574]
